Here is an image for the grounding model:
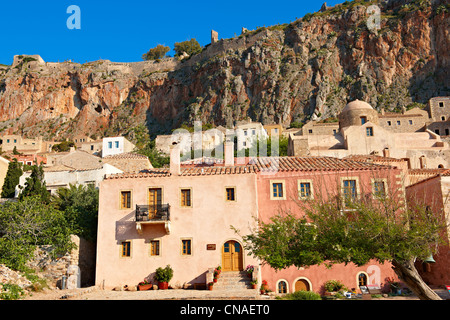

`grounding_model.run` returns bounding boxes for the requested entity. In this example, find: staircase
[213,271,254,291]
